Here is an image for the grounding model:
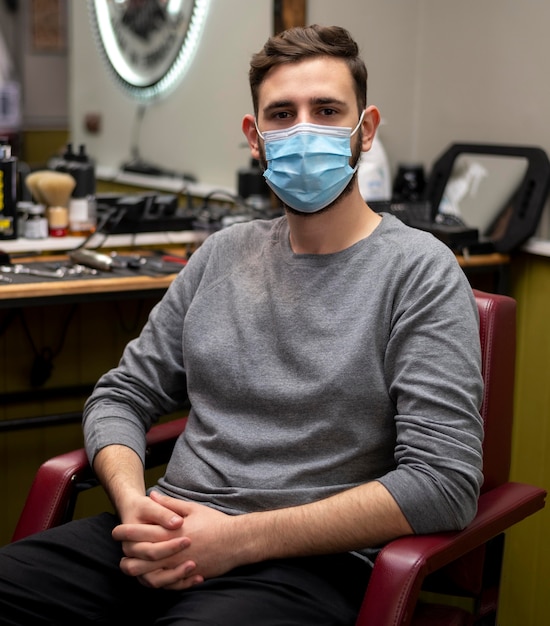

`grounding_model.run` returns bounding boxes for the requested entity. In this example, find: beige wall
[414,2,550,170]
